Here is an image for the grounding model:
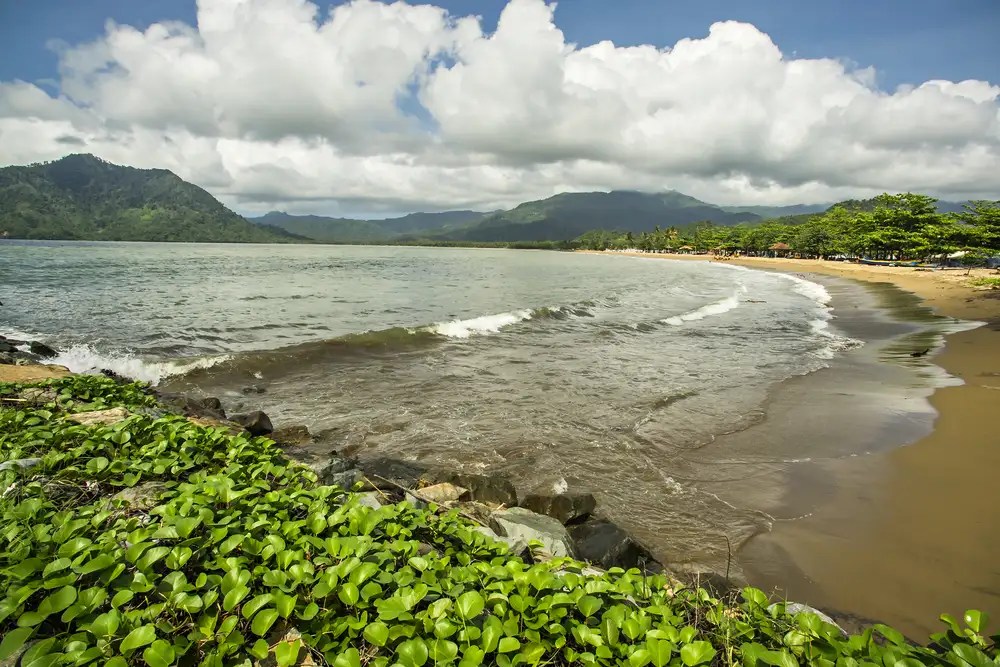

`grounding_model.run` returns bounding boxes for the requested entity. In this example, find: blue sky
[2,0,998,91]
